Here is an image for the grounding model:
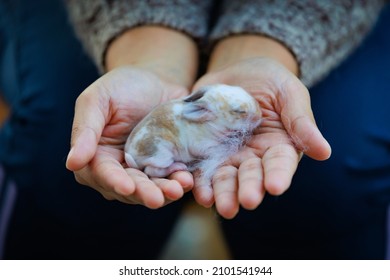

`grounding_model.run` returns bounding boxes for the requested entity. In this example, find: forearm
[207,35,298,75]
[105,26,198,88]
[65,0,212,86]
